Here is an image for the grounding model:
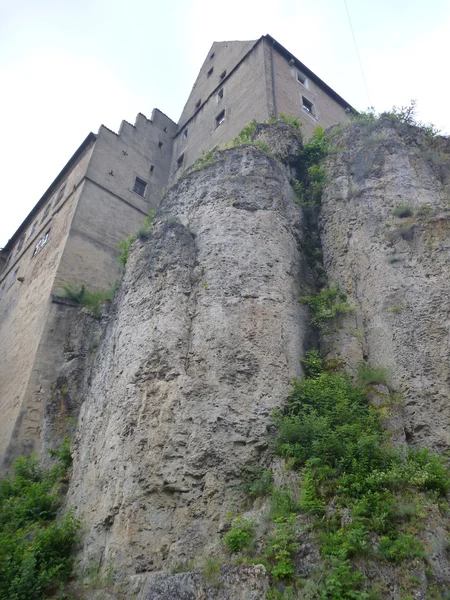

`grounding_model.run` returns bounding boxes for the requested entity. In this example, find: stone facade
[0,35,352,469]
